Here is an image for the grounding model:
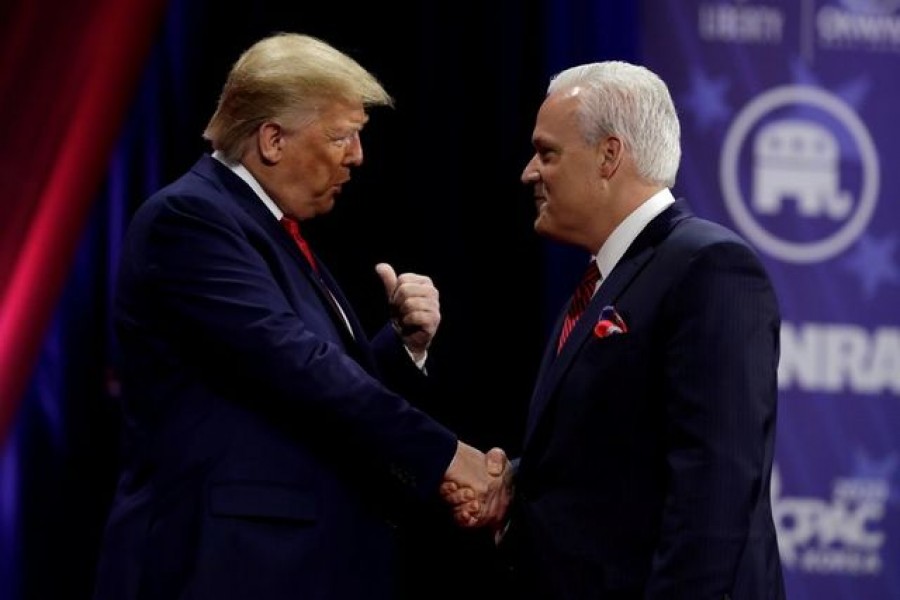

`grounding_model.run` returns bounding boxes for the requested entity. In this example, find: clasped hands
[441,442,513,532]
[374,264,511,528]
